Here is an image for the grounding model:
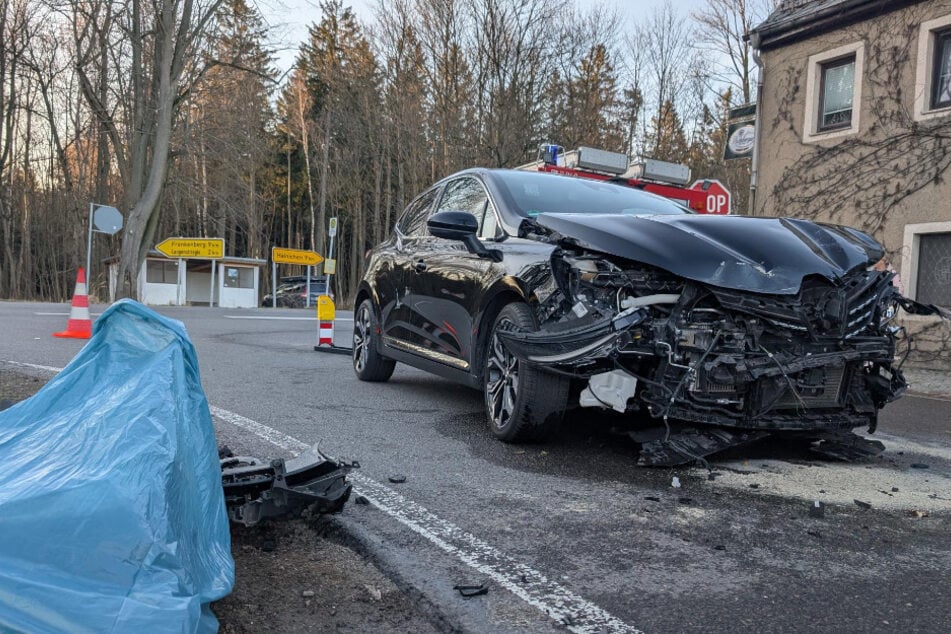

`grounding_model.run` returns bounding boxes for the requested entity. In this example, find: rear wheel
[353,299,395,382]
[483,303,569,442]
